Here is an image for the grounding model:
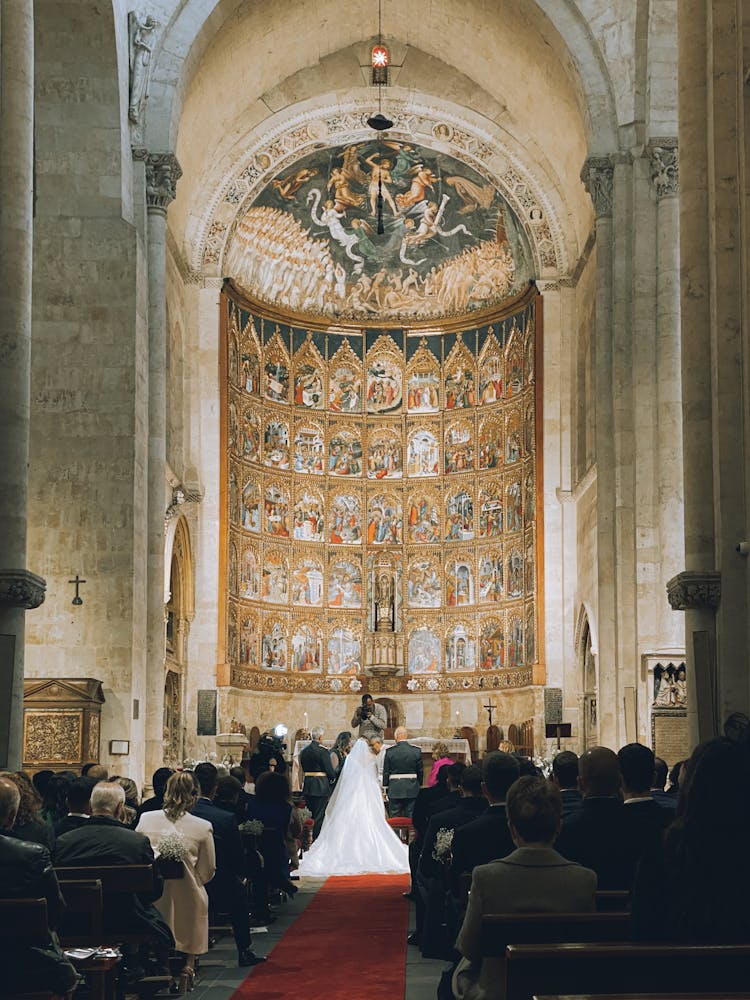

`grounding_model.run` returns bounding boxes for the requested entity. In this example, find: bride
[298,737,410,875]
